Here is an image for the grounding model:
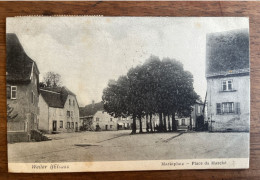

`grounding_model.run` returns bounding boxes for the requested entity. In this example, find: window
[31,91,34,104]
[110,118,113,122]
[69,99,71,105]
[222,102,234,113]
[60,121,63,128]
[11,86,17,99]
[96,118,99,122]
[67,122,70,128]
[222,80,233,91]
[71,122,74,129]
[110,125,113,128]
[71,111,73,118]
[67,111,70,117]
[181,119,185,126]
